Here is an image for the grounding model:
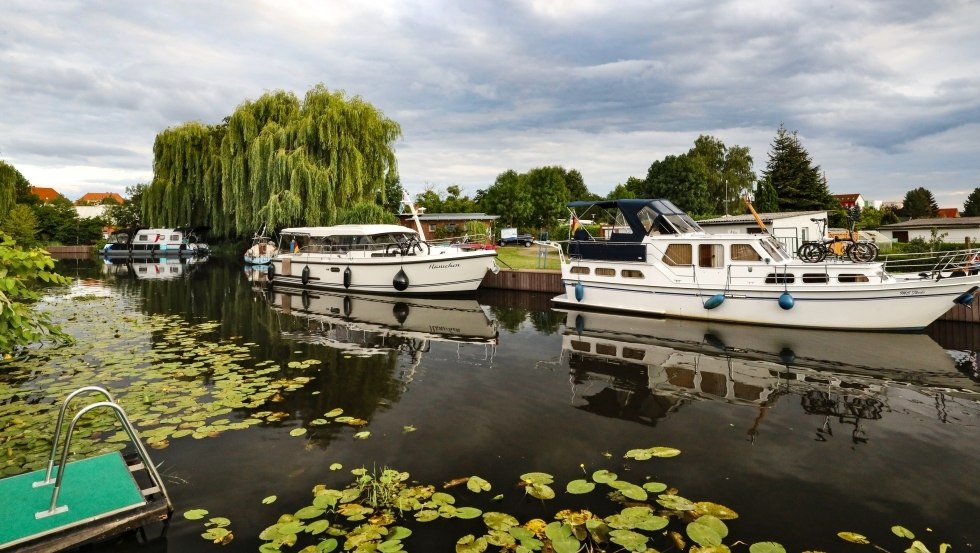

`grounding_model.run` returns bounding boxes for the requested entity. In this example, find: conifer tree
[760,125,835,212]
